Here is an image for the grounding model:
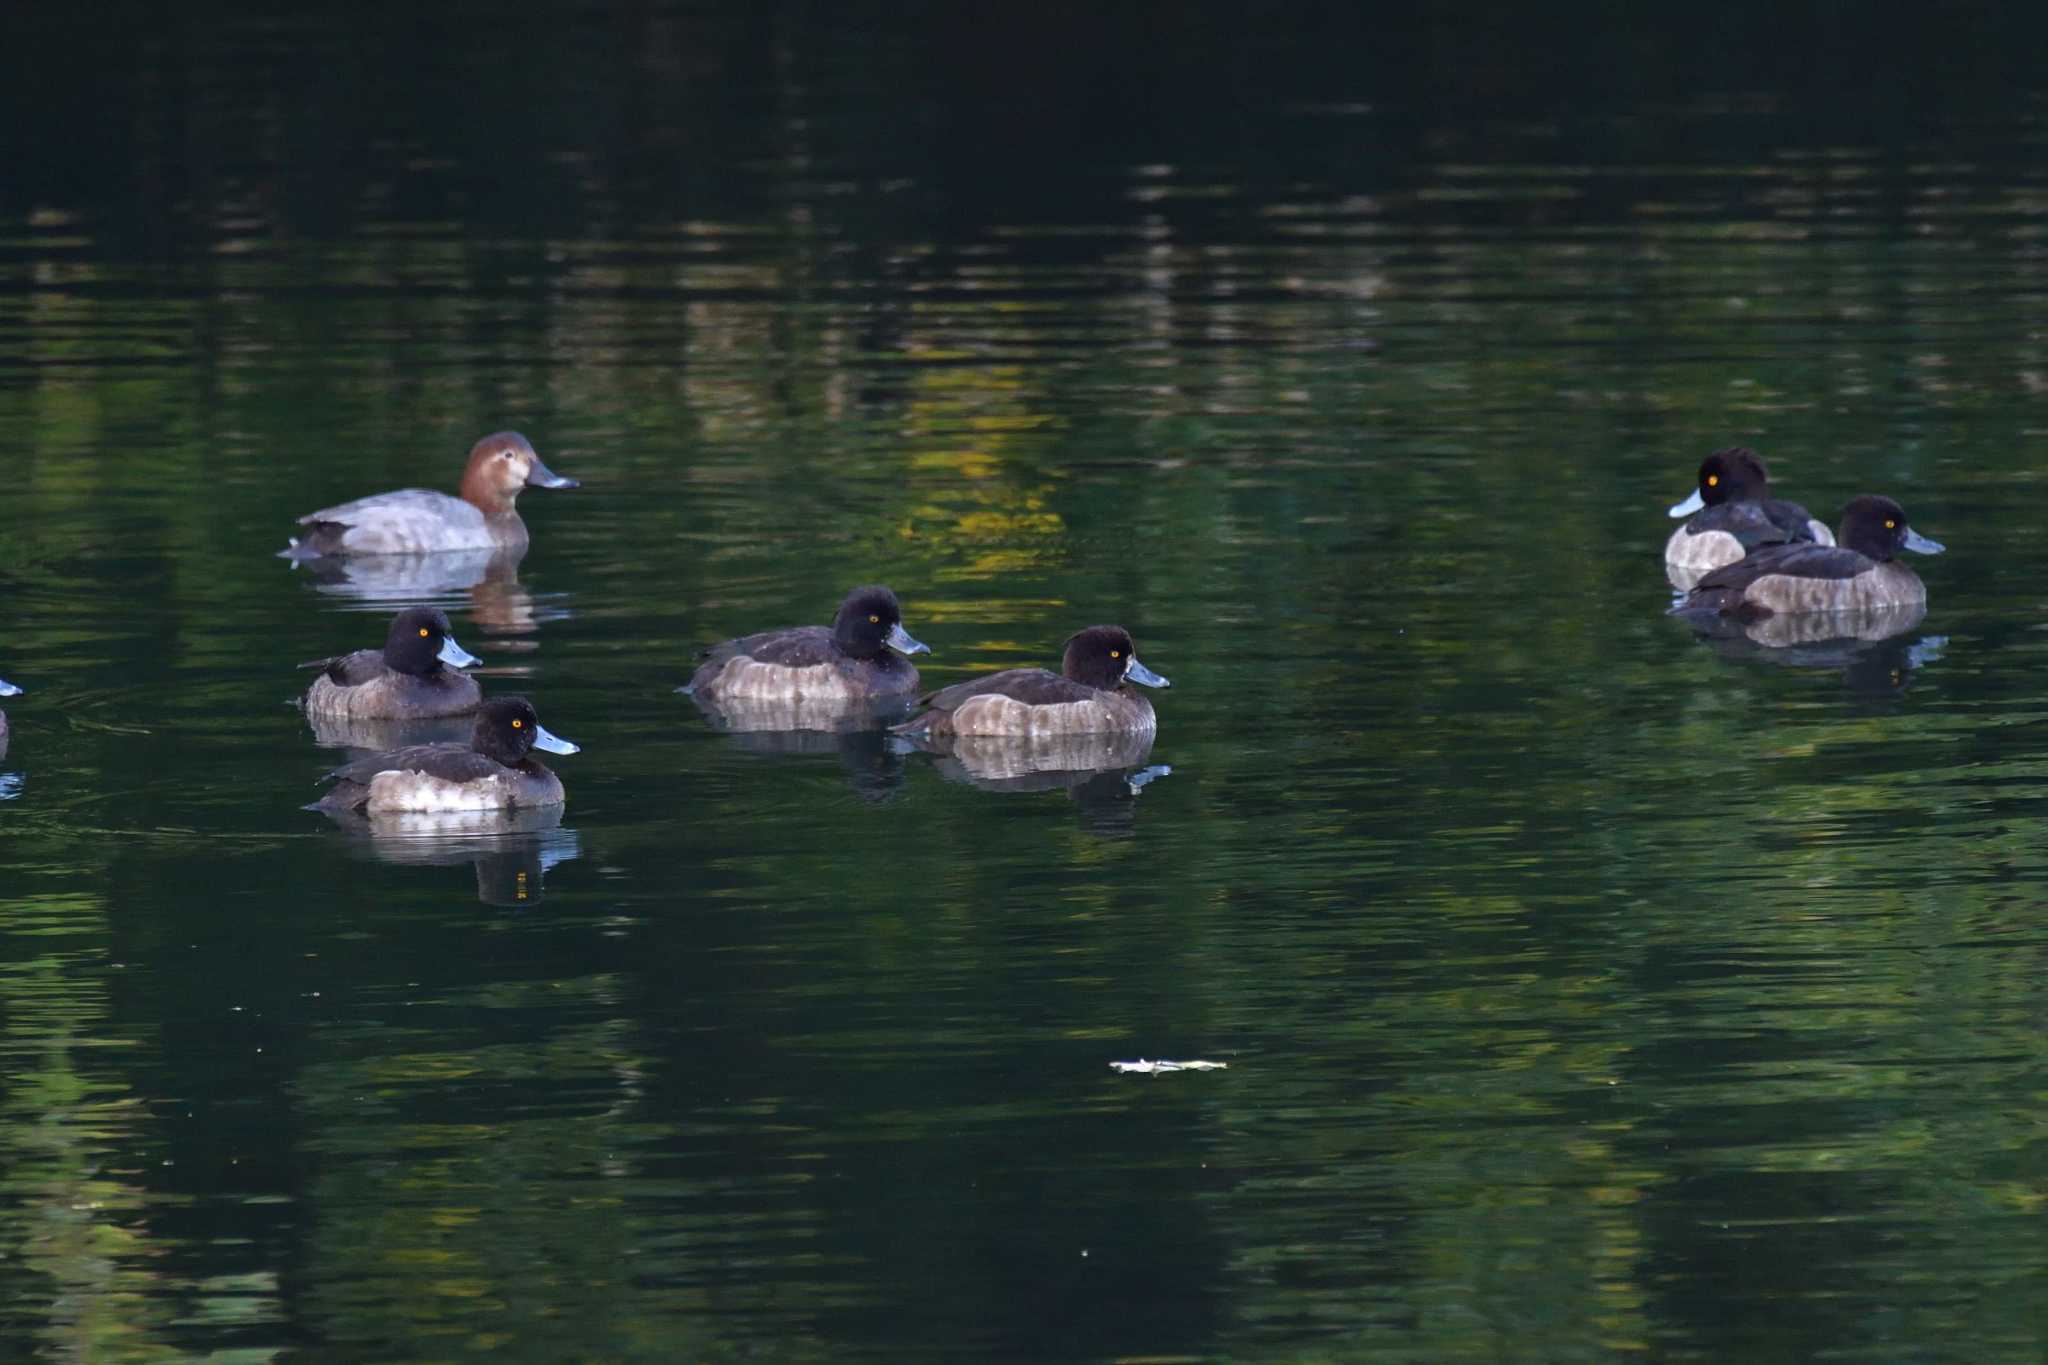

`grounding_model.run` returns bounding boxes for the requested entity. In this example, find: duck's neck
[459,466,522,519]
